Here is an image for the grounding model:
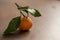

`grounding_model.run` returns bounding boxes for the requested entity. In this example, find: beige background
[0,0,60,40]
